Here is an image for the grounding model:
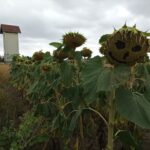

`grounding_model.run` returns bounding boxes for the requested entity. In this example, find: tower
[0,24,21,62]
